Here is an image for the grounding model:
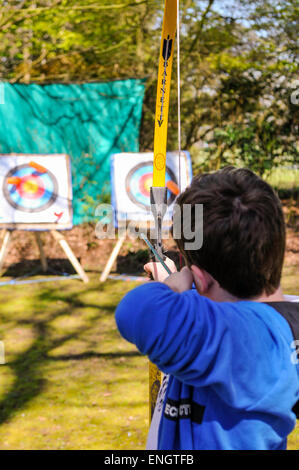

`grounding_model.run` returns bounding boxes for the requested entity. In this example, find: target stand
[0,154,88,283]
[100,164,176,282]
[0,229,89,283]
[100,151,193,282]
